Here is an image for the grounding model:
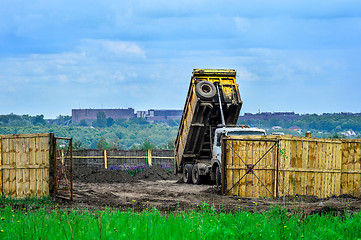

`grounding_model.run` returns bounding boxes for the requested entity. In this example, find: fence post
[148,149,152,166]
[104,150,108,169]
